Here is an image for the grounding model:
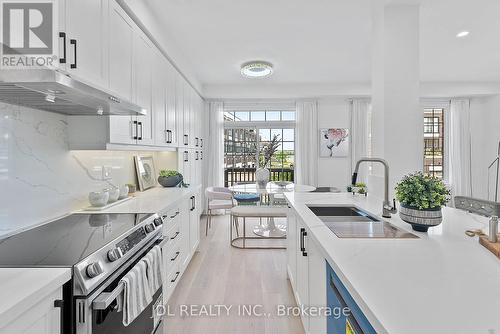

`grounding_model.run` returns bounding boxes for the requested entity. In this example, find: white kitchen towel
[116,260,153,326]
[142,245,163,293]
